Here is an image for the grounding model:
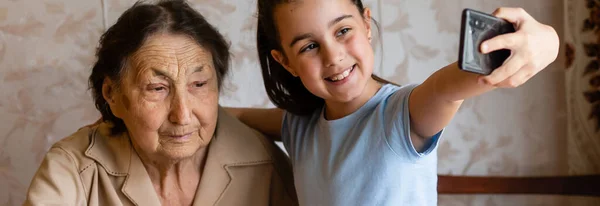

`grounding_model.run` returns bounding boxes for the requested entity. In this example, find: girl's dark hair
[89,0,230,135]
[257,0,392,116]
